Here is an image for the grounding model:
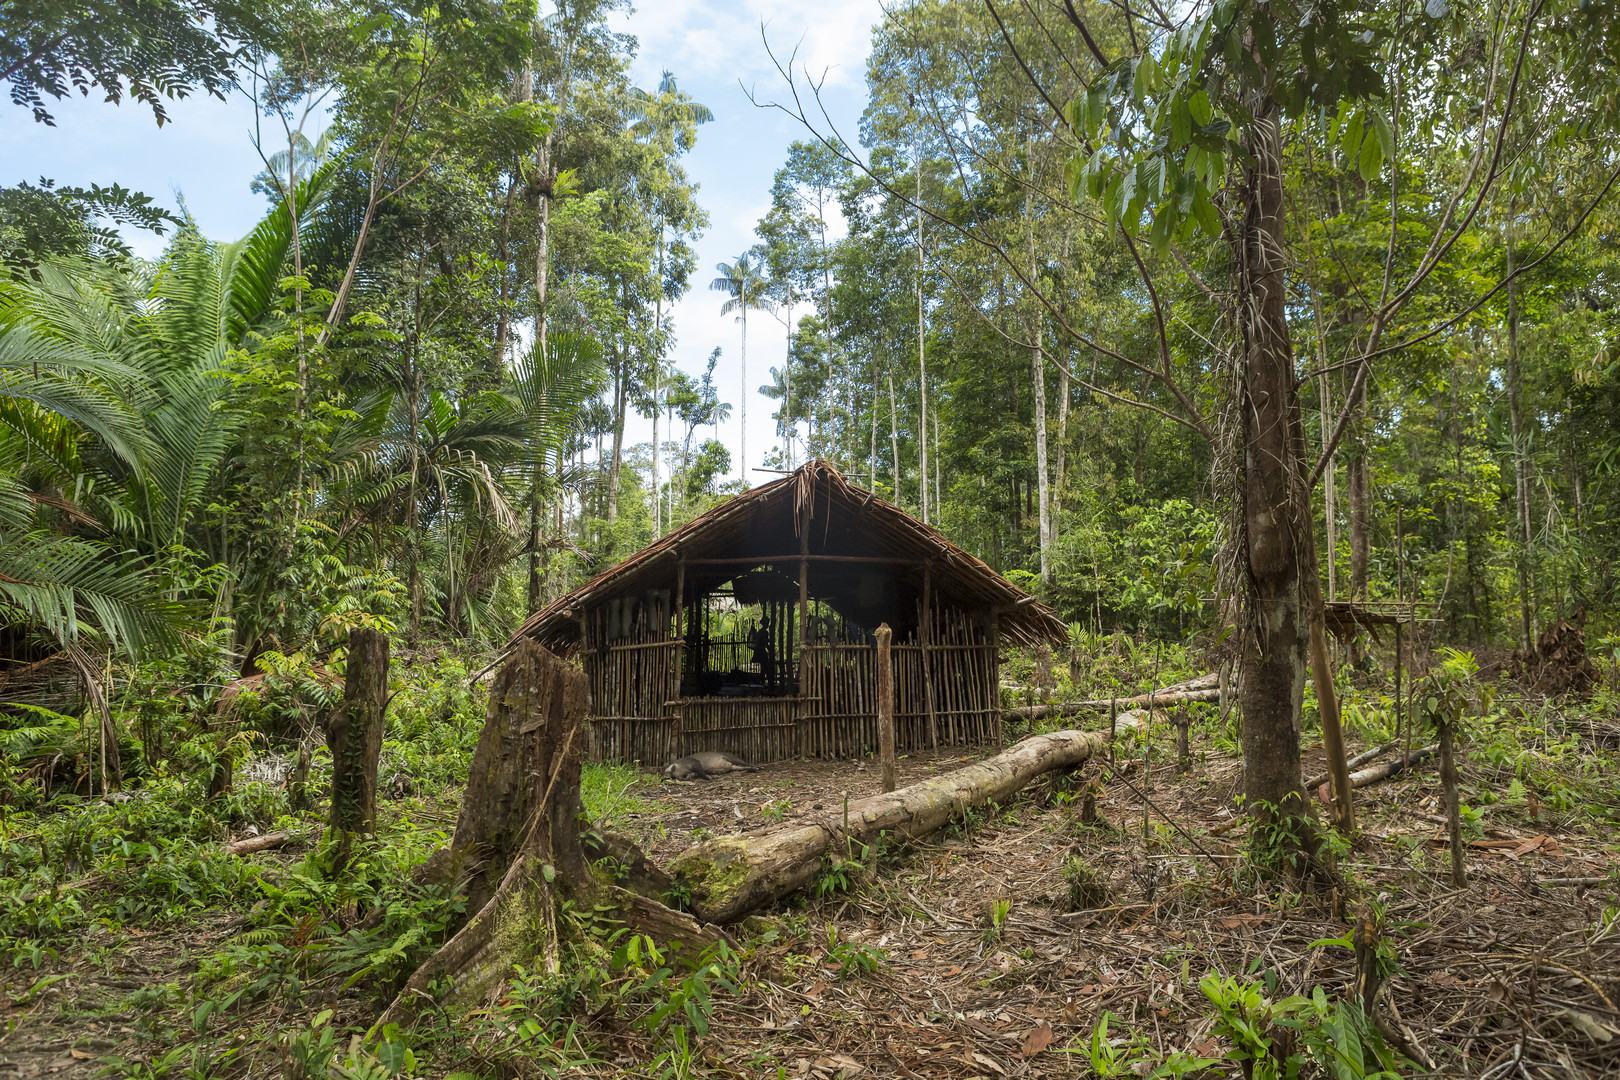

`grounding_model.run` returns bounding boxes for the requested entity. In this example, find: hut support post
[798,506,809,755]
[921,562,939,753]
[989,612,1002,746]
[877,623,896,792]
